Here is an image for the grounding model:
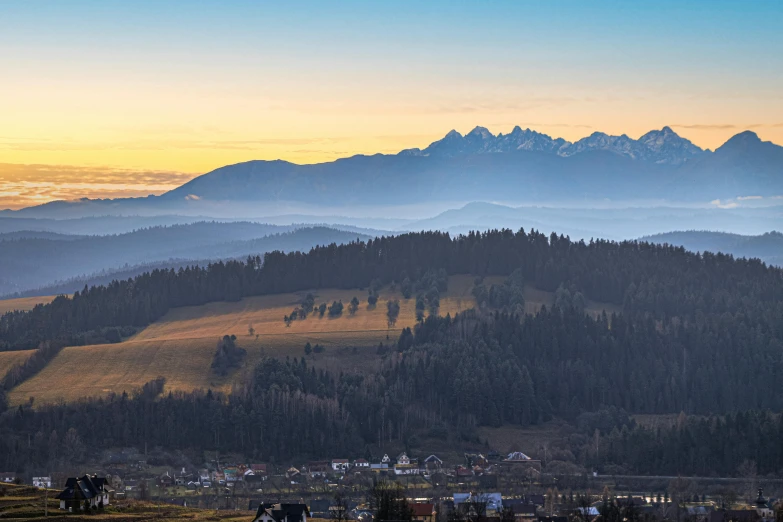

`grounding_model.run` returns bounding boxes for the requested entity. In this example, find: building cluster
[283,452,540,482]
